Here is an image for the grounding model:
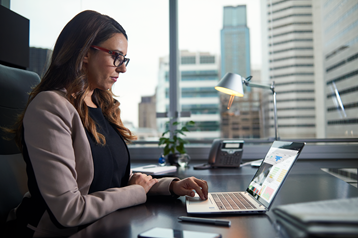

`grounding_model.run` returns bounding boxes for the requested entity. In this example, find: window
[200,56,215,64]
[11,0,169,141]
[181,56,196,64]
[10,0,358,161]
[176,0,358,141]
